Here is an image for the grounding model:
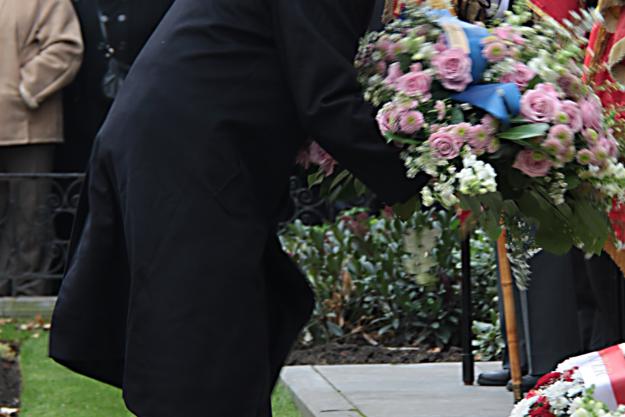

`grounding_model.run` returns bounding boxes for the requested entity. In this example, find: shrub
[280,208,499,349]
